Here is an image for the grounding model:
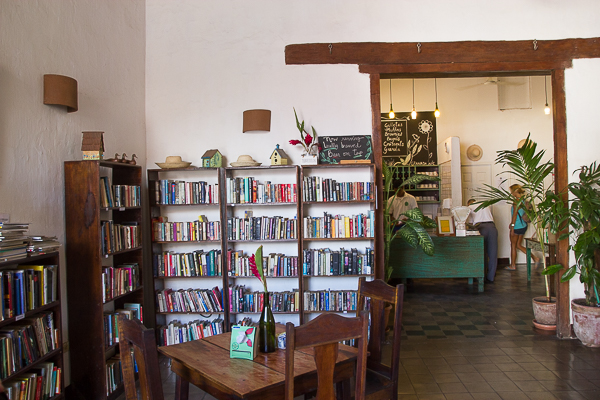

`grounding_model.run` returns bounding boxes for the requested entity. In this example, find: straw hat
[230,155,261,167]
[466,145,483,161]
[156,155,192,169]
